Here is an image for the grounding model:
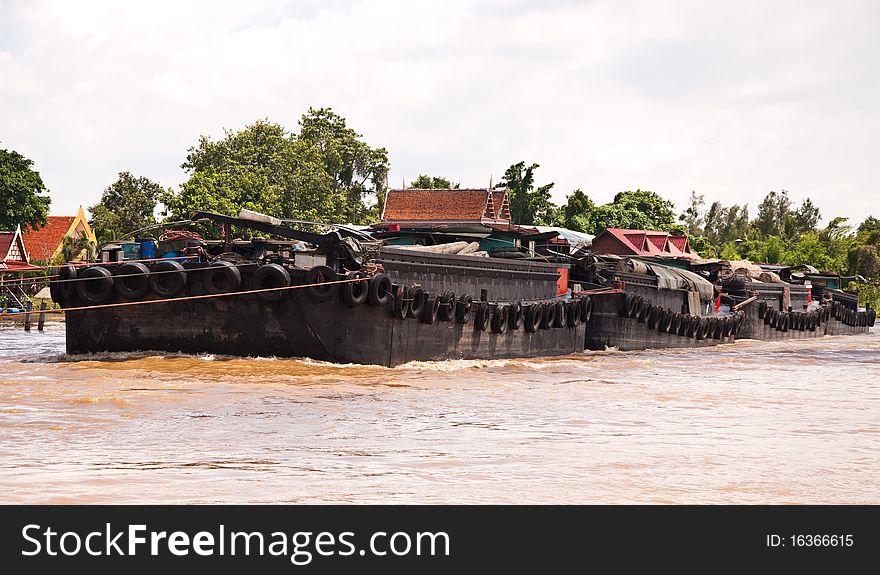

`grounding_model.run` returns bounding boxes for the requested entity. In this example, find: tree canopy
[0,148,51,232]
[408,175,458,189]
[162,109,388,227]
[590,189,676,233]
[89,172,165,241]
[496,162,558,226]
